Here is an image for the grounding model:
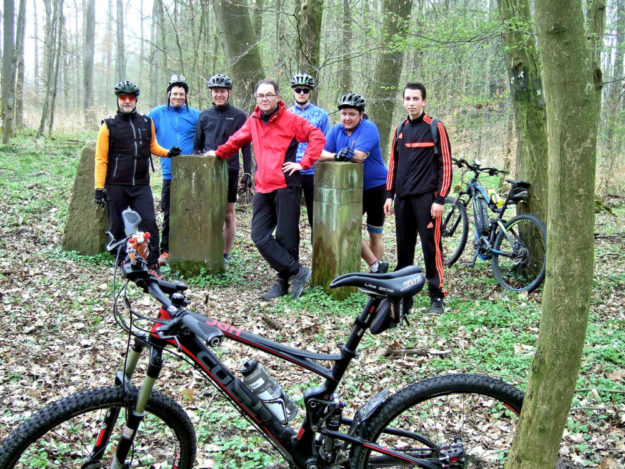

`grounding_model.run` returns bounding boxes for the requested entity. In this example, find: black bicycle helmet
[207,73,233,89]
[167,74,189,93]
[114,80,140,97]
[338,92,365,111]
[290,73,315,89]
